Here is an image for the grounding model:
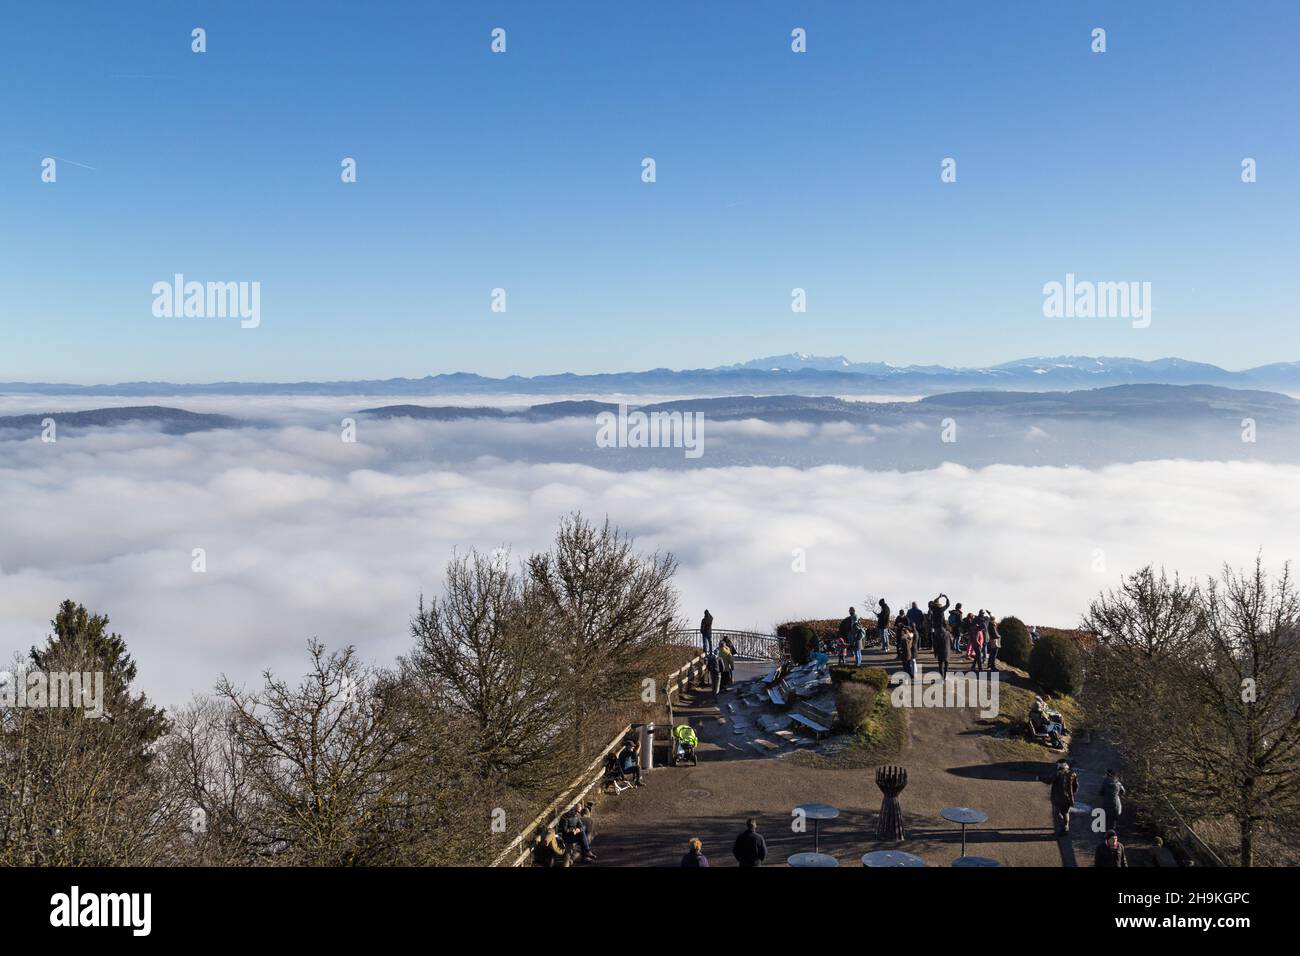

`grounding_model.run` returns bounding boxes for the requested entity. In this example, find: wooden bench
[789,703,834,738]
[1025,716,1065,749]
[768,678,792,707]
